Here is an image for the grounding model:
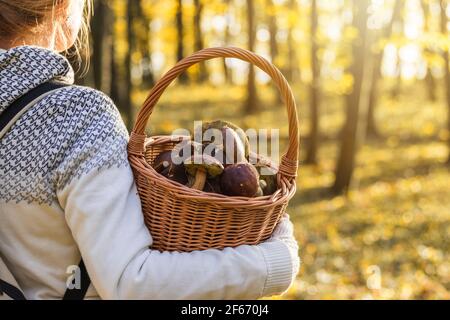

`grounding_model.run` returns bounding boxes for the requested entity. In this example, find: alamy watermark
[66,265,81,290]
[169,121,280,175]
